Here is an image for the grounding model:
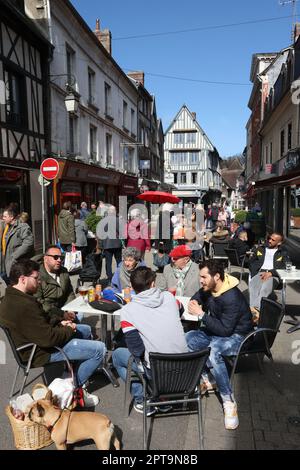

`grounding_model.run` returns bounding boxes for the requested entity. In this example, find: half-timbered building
[0,0,52,249]
[164,105,222,205]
